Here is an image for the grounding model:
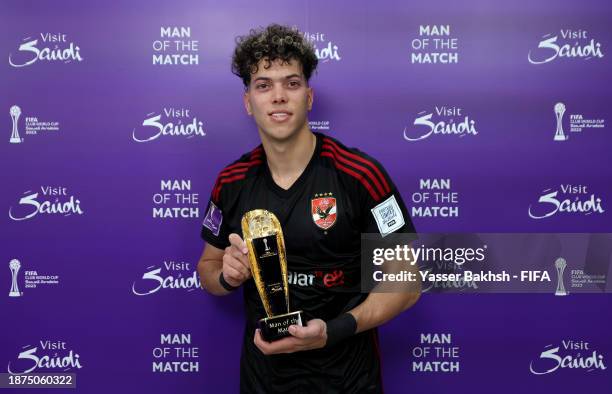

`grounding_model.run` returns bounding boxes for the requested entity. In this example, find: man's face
[244,58,313,142]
